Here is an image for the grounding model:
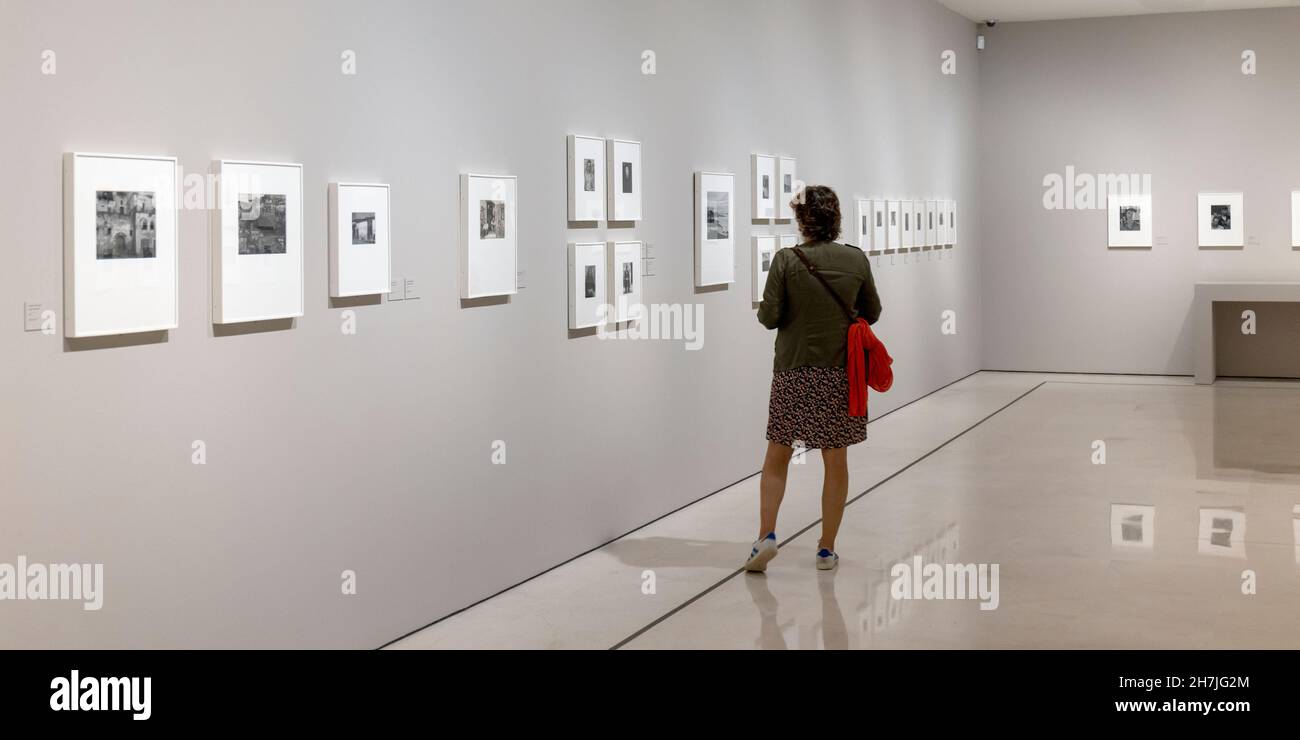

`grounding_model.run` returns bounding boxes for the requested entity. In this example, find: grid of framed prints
[568,242,607,329]
[694,171,735,287]
[63,152,179,337]
[752,234,778,302]
[776,157,797,220]
[460,173,518,299]
[608,240,643,324]
[1107,193,1152,248]
[567,134,606,222]
[329,182,391,297]
[752,154,777,221]
[607,139,642,222]
[212,159,304,324]
[1197,192,1244,248]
